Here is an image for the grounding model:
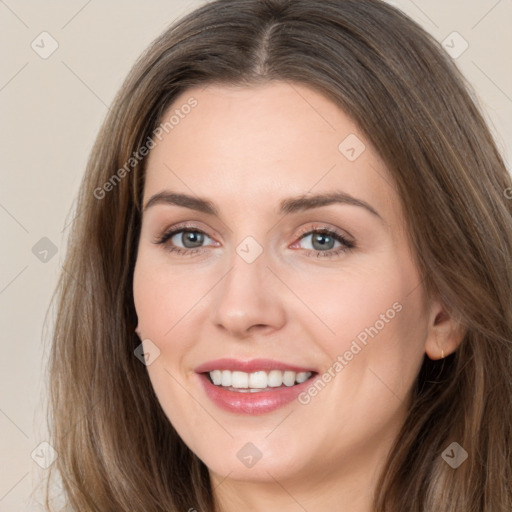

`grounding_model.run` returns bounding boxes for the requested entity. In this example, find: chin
[196,437,304,483]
